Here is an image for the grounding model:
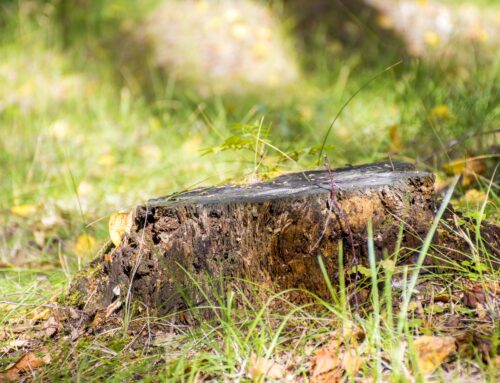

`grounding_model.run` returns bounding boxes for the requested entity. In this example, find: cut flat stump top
[149,162,422,207]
